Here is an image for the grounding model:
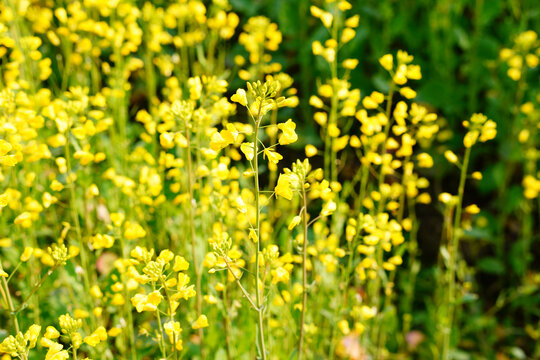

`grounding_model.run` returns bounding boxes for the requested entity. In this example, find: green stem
[184,115,205,358]
[223,283,233,360]
[442,146,471,359]
[119,235,136,360]
[0,261,20,333]
[65,133,94,328]
[15,266,57,313]
[253,113,267,360]
[298,188,309,359]
[154,288,167,359]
